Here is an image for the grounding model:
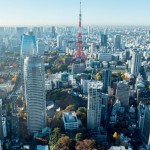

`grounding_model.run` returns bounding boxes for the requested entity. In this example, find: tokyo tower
[73,1,86,62]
